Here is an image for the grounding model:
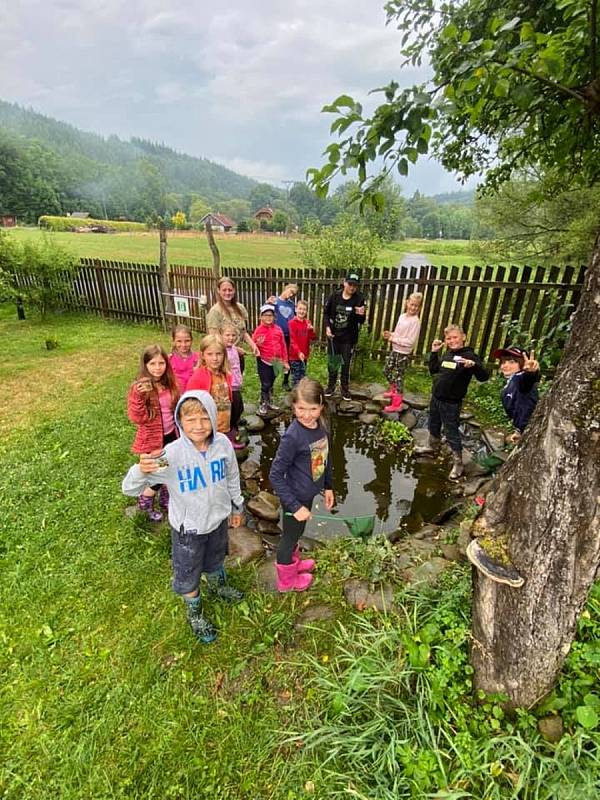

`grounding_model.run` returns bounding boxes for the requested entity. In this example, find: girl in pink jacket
[382,292,423,412]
